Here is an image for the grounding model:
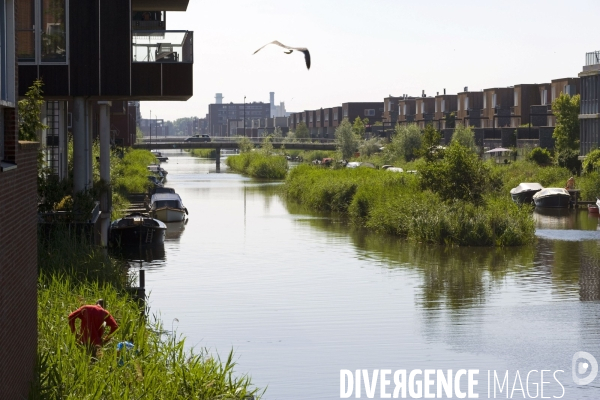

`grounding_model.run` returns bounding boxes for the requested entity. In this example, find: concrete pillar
[98,101,112,247]
[59,101,68,180]
[216,146,221,171]
[73,97,86,193]
[86,100,93,189]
